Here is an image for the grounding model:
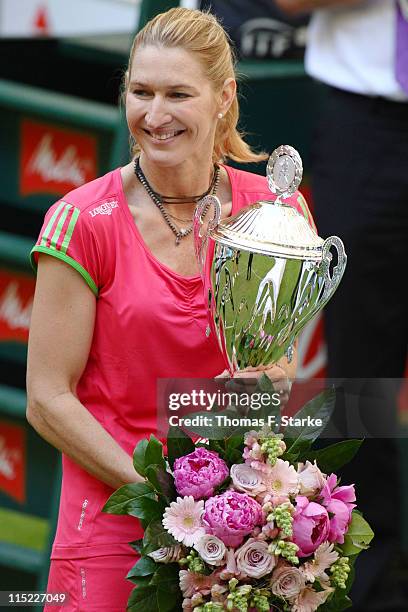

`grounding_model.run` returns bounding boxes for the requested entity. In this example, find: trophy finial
[267,145,303,200]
